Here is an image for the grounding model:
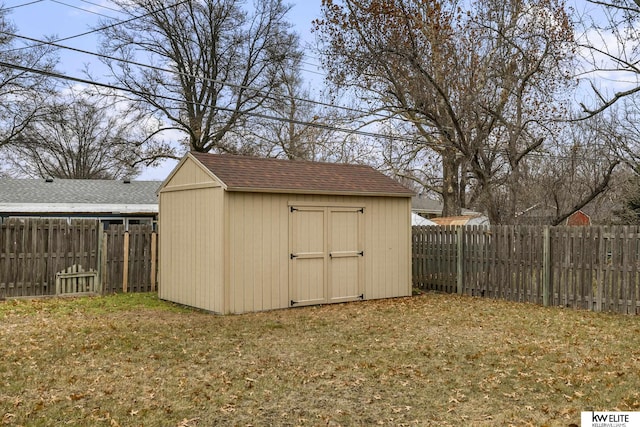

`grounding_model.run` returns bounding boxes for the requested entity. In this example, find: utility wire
[0,6,613,163]
[2,30,394,121]
[48,0,117,19]
[5,0,327,79]
[0,57,617,164]
[0,57,611,163]
[5,0,327,77]
[78,0,124,14]
[0,59,421,142]
[4,0,191,52]
[3,0,45,10]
